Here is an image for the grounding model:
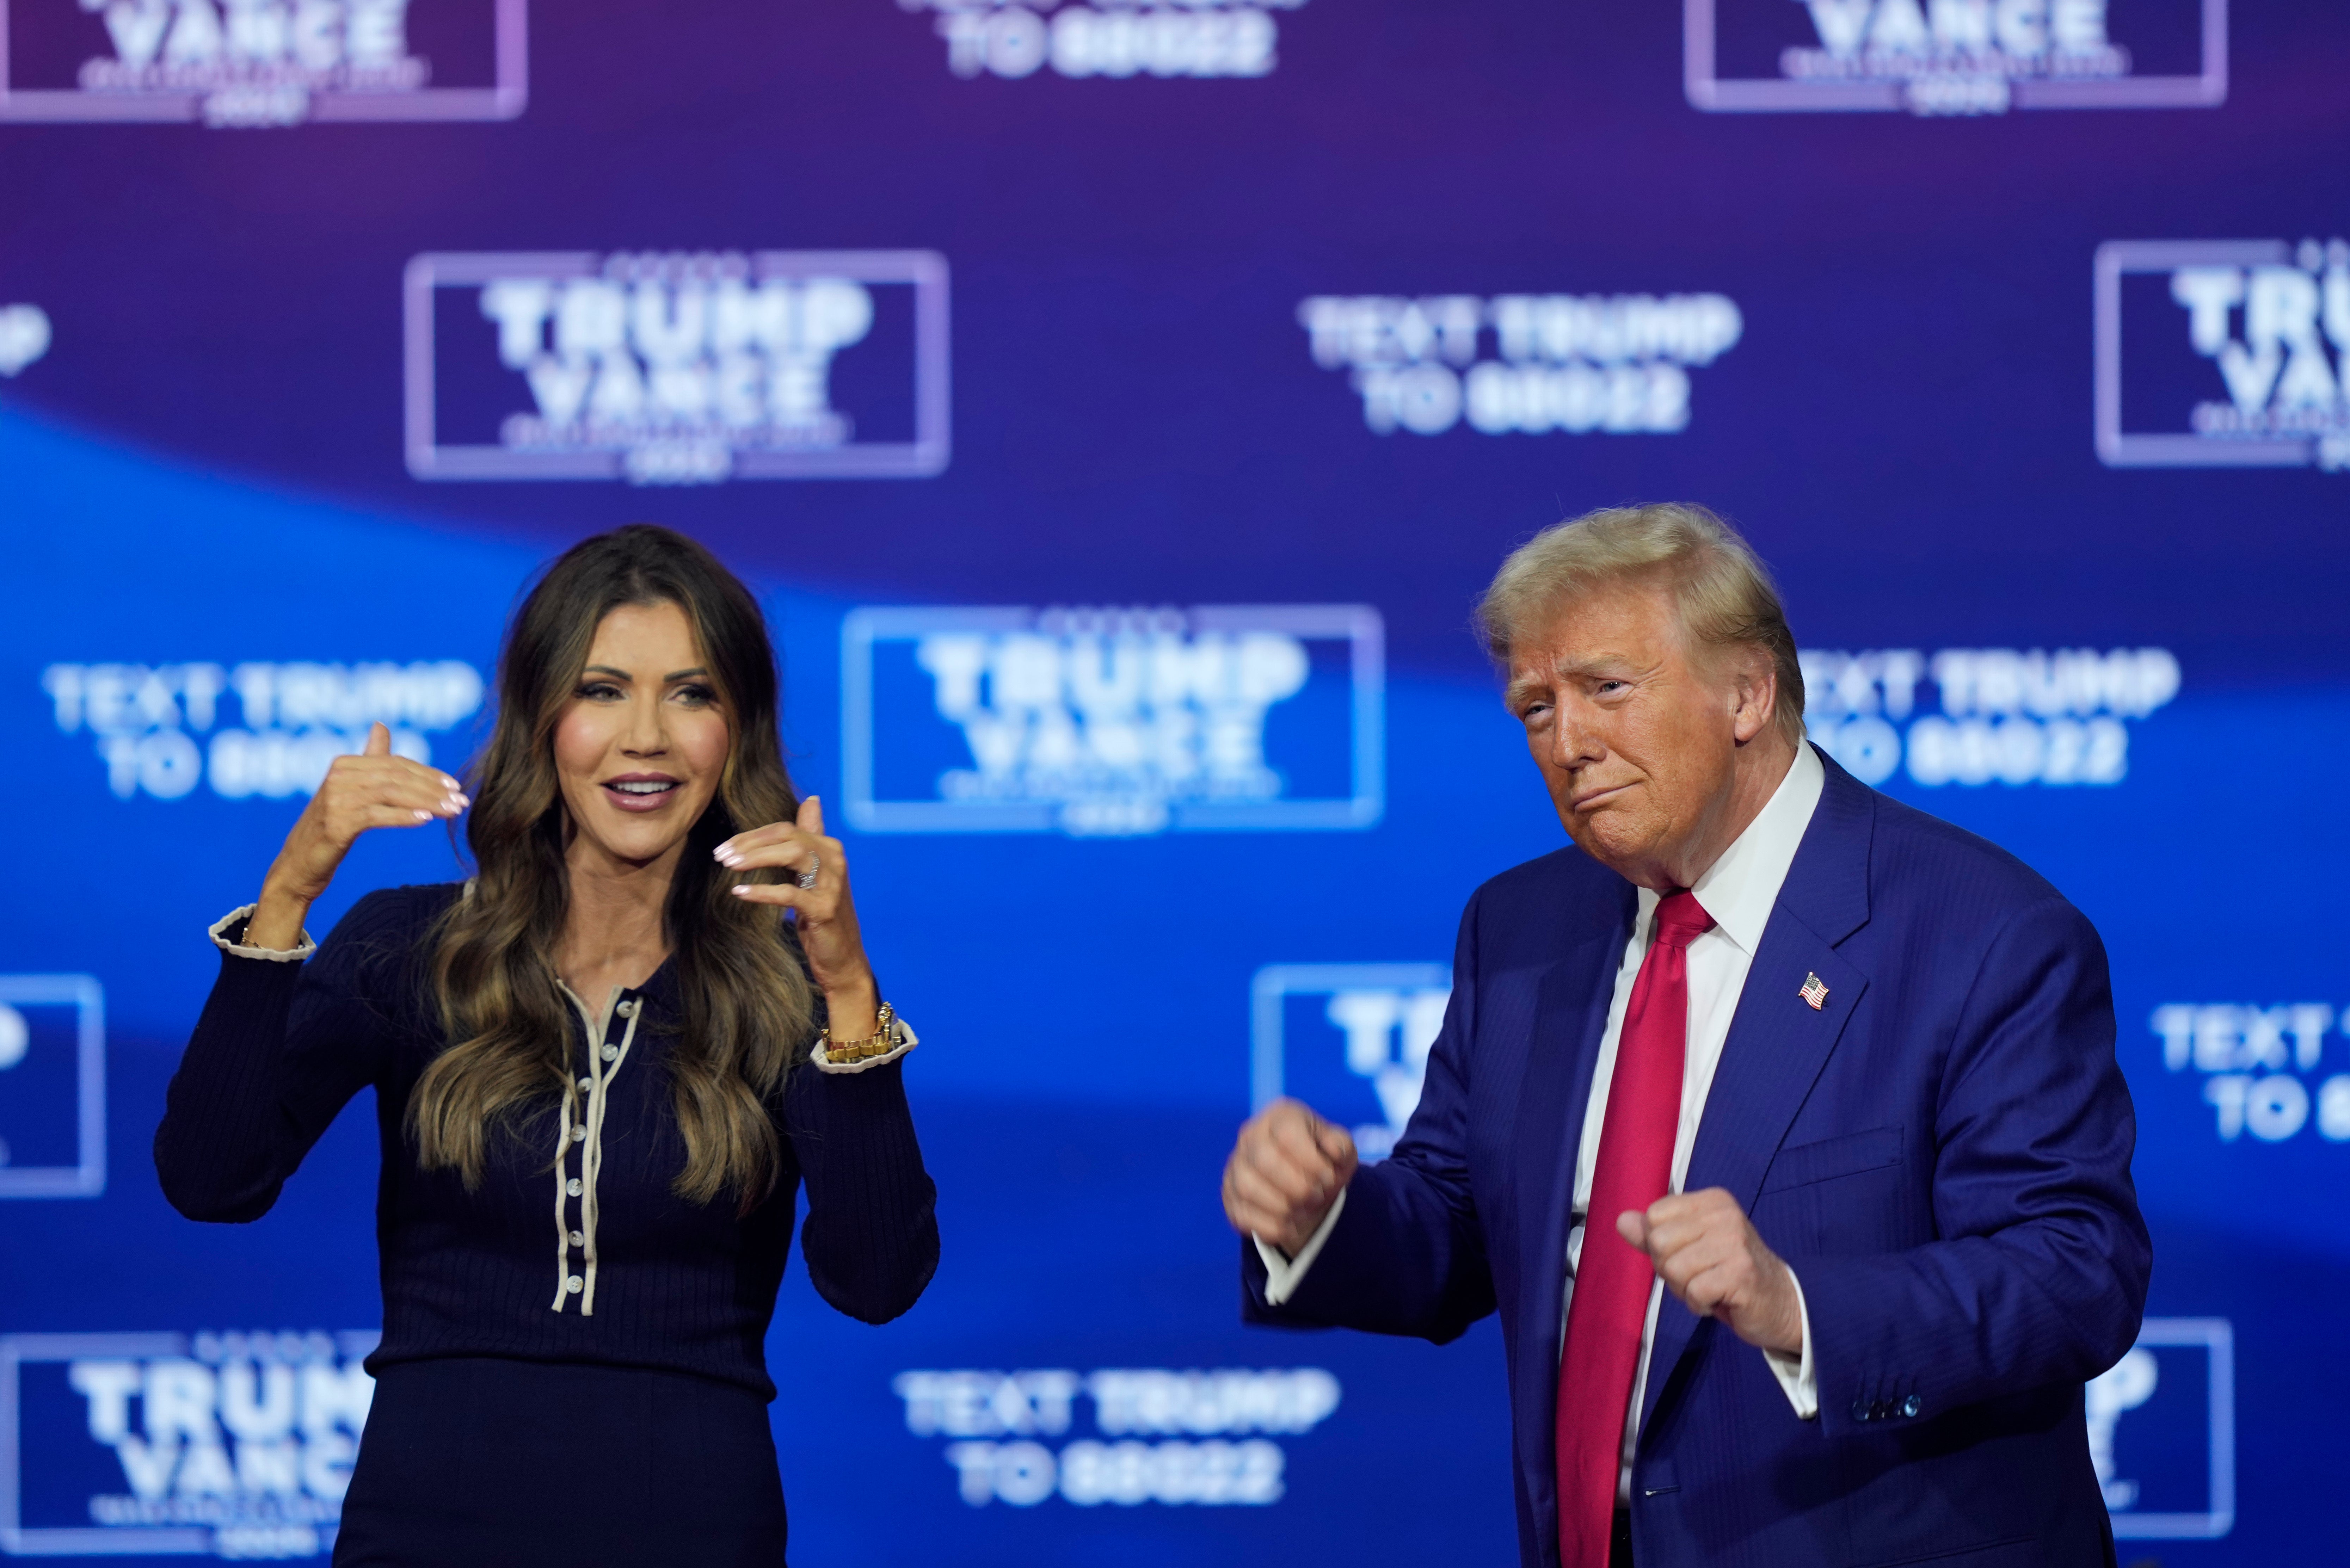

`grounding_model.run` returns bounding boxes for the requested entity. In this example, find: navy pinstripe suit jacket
[1243,748,2150,1568]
